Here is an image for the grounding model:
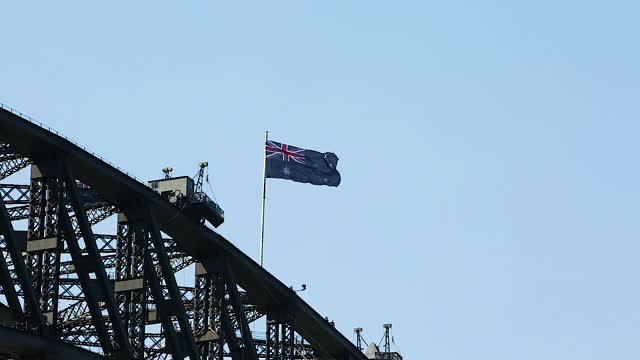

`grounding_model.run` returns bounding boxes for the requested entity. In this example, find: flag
[265,140,341,187]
